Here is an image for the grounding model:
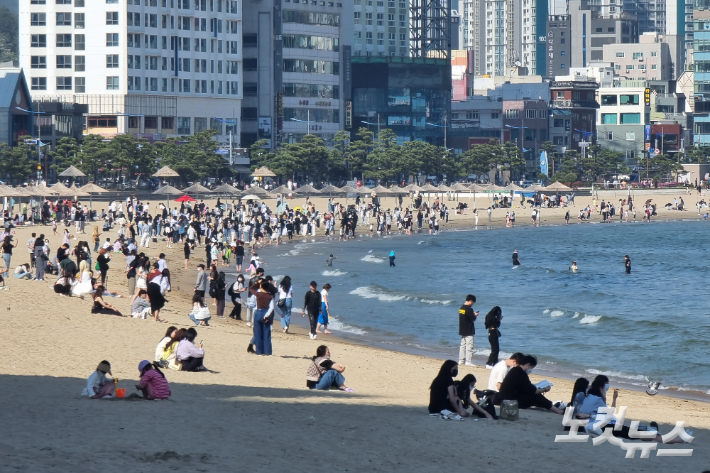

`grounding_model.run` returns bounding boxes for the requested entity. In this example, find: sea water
[266,221,710,396]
